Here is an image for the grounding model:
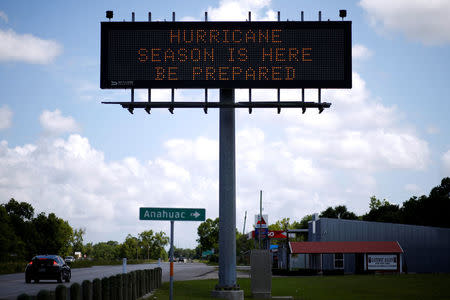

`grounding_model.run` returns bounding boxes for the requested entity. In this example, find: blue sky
[1,0,449,248]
